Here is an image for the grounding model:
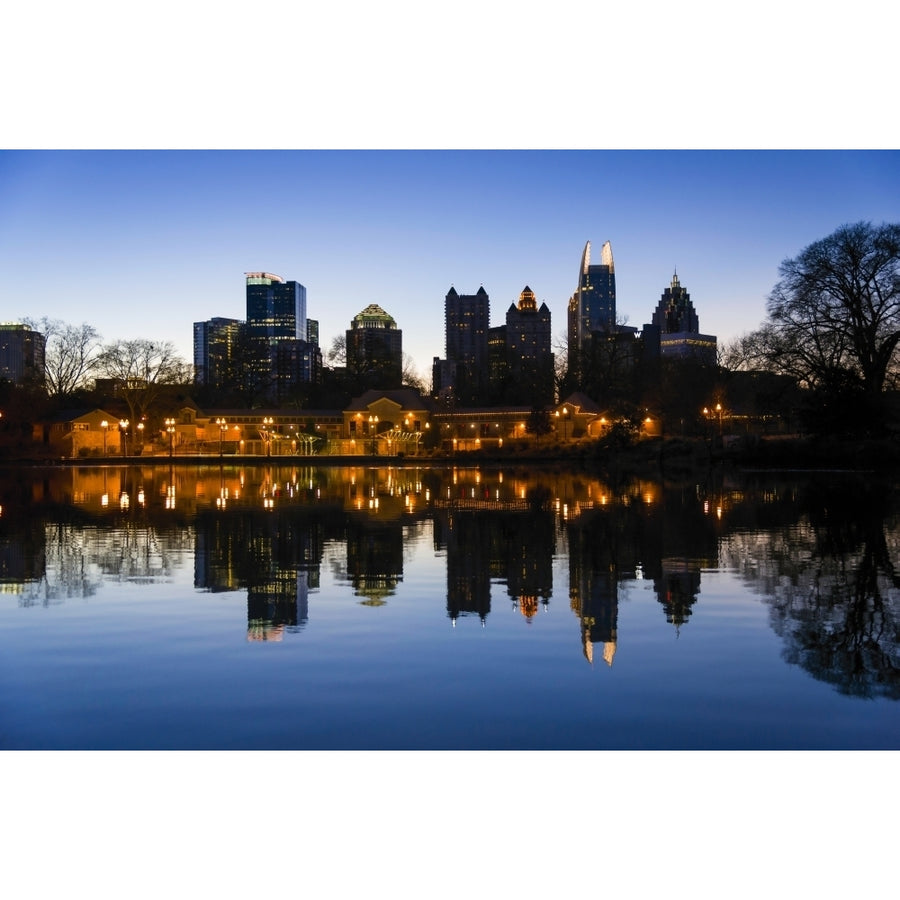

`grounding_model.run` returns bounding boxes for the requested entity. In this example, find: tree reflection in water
[0,464,897,698]
[722,475,900,699]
